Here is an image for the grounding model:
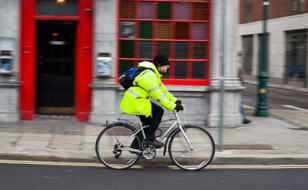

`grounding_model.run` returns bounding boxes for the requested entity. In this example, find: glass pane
[120,22,135,39]
[192,62,206,79]
[139,41,152,58]
[157,42,170,57]
[175,23,189,39]
[120,60,134,75]
[193,42,207,59]
[120,40,134,58]
[156,22,171,39]
[37,0,78,16]
[175,62,187,79]
[192,23,208,40]
[286,30,307,81]
[175,42,188,59]
[139,22,152,39]
[139,2,153,19]
[120,1,136,19]
[175,3,190,20]
[242,35,253,75]
[157,2,171,19]
[193,3,208,20]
